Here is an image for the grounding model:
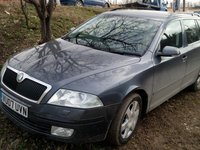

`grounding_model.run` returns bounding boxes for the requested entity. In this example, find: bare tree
[22,0,56,44]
